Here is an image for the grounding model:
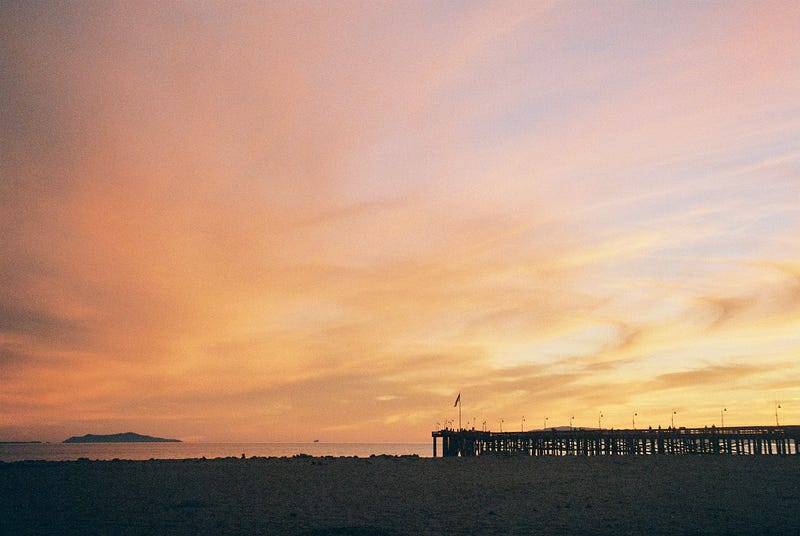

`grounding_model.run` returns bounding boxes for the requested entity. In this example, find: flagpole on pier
[454,392,462,430]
